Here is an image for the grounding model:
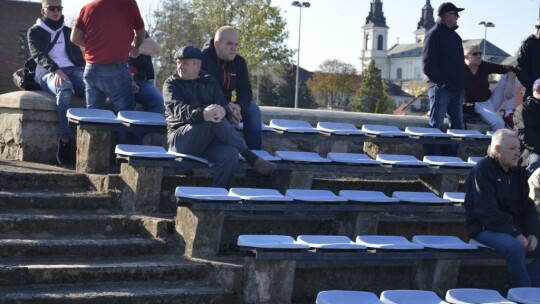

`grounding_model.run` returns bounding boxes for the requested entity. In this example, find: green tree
[273,64,316,109]
[352,60,394,114]
[306,59,361,109]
